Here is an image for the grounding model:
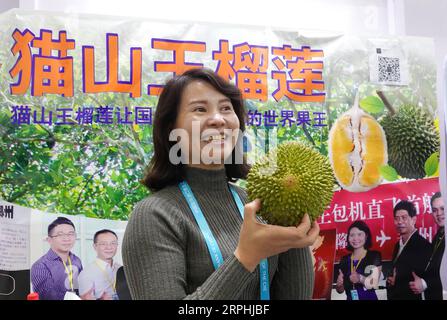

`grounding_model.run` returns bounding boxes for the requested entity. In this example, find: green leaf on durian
[424,152,439,177]
[434,117,440,134]
[360,96,385,114]
[380,165,398,181]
